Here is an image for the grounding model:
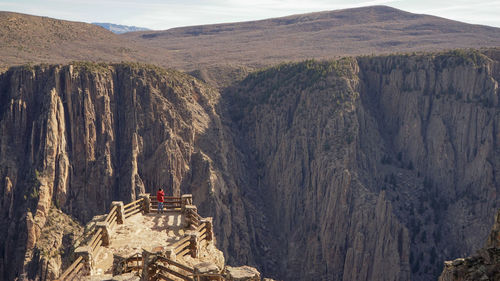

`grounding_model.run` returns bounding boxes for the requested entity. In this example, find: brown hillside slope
[0,12,154,67]
[123,5,500,70]
[2,6,500,72]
